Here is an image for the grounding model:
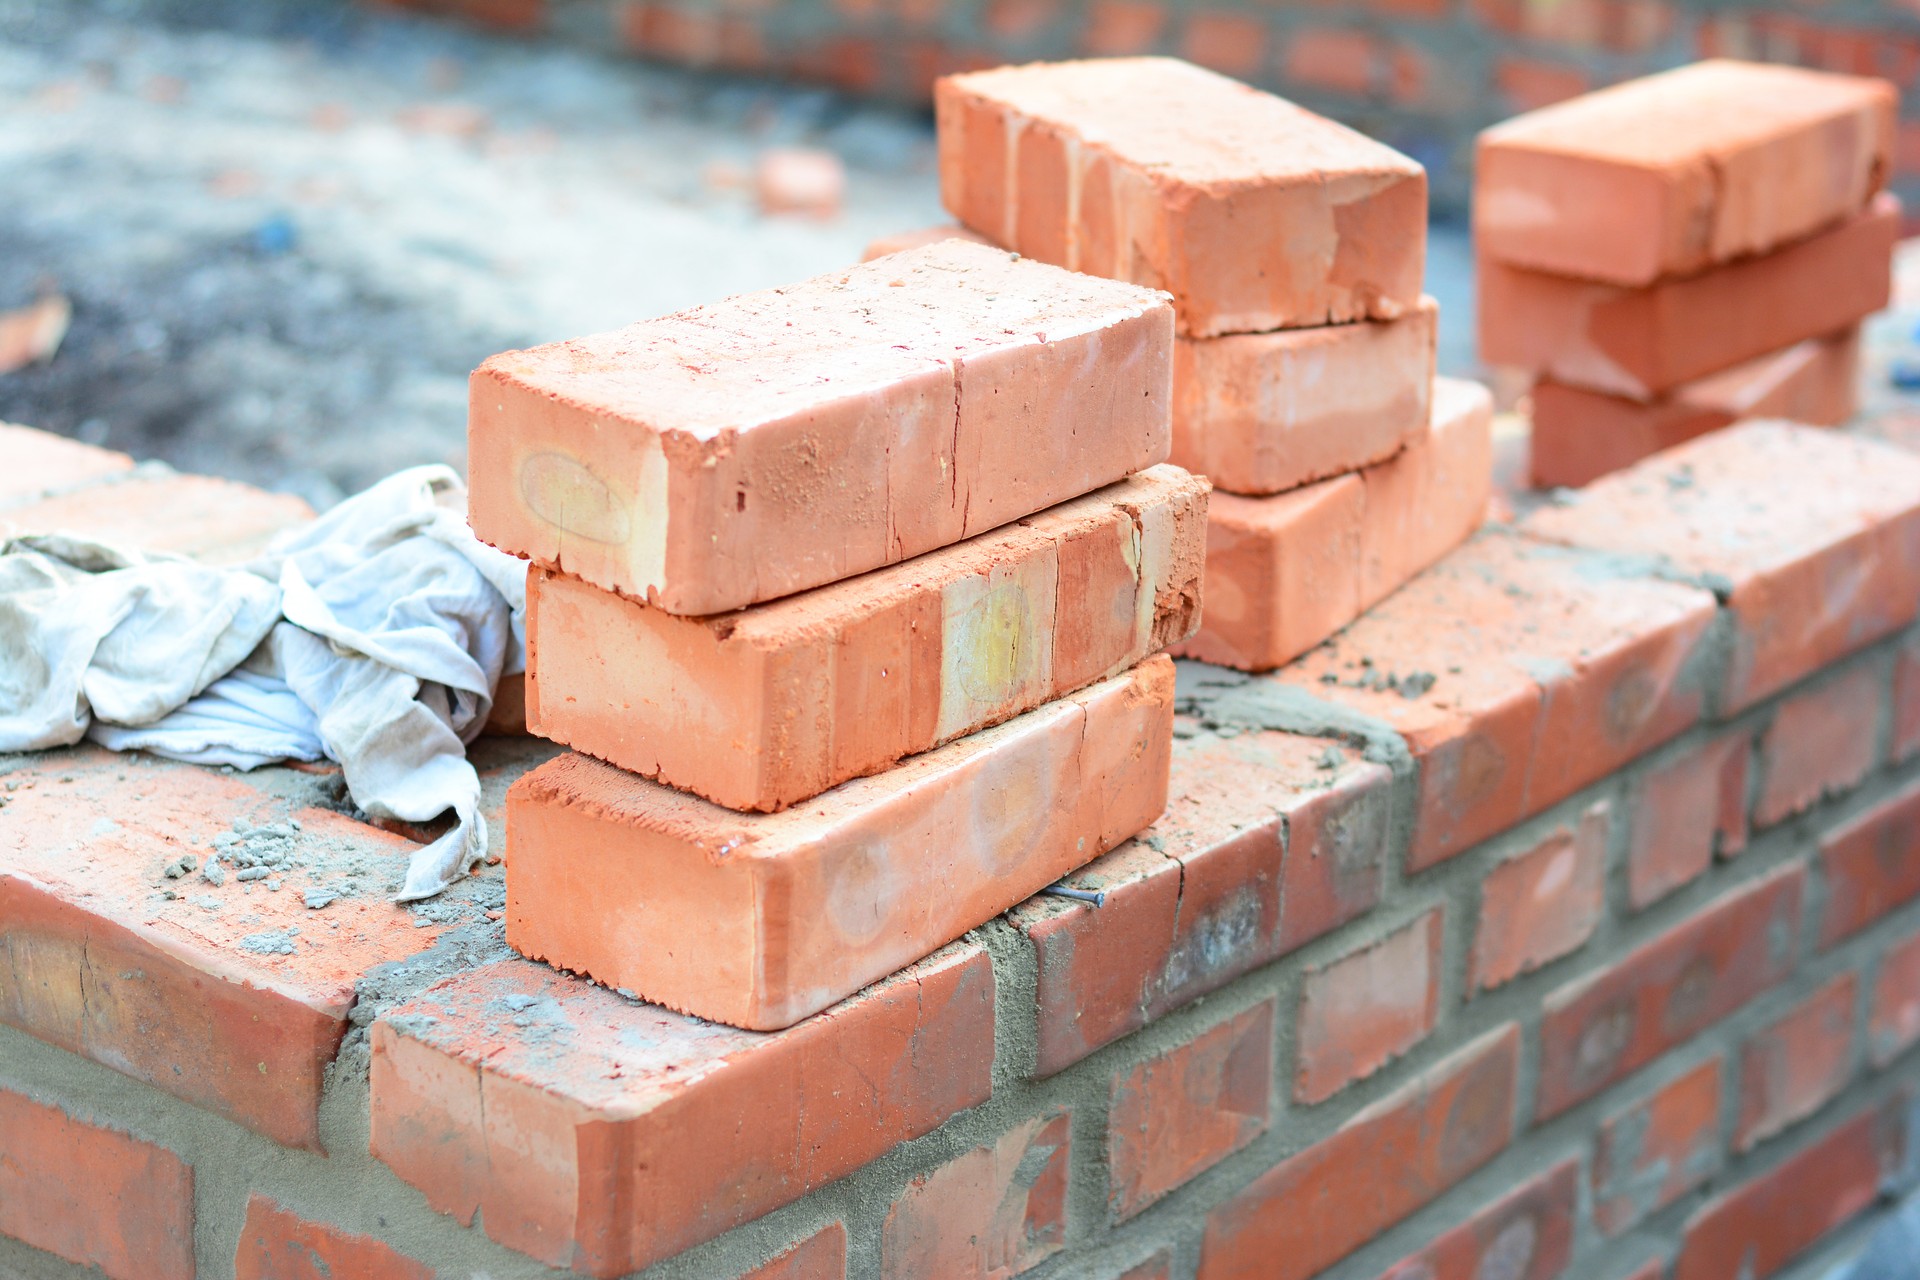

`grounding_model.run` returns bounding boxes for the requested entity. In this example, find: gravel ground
[0,0,1485,510]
